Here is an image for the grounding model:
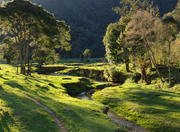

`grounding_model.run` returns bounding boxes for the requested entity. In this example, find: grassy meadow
[0,0,180,132]
[0,58,180,132]
[93,84,180,132]
[45,59,180,132]
[0,64,124,132]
